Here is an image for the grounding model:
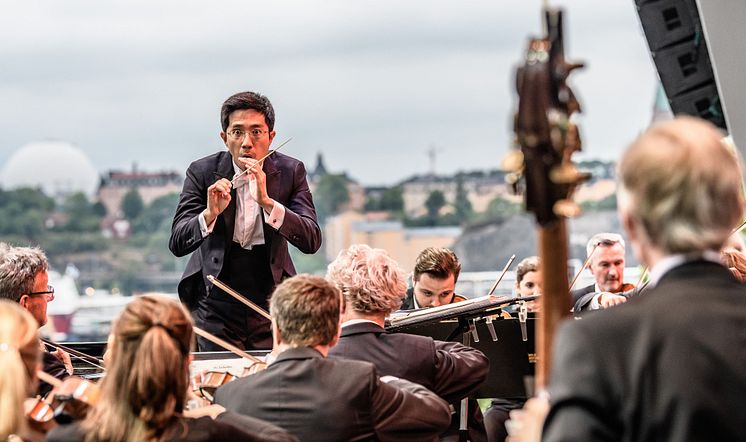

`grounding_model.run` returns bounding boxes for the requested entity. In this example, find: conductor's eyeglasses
[227,128,268,141]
